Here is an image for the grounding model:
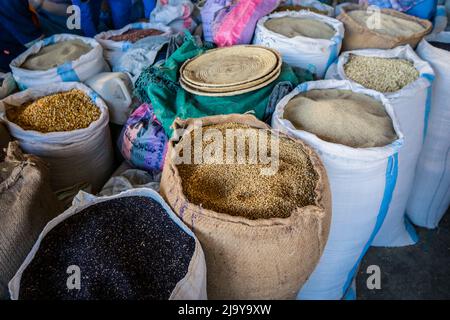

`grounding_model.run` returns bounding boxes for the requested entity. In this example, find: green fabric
[134,32,300,137]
